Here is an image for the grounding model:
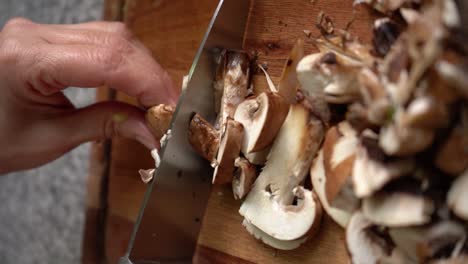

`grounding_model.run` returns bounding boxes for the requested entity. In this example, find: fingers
[26,42,177,107]
[2,18,178,107]
[47,101,158,150]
